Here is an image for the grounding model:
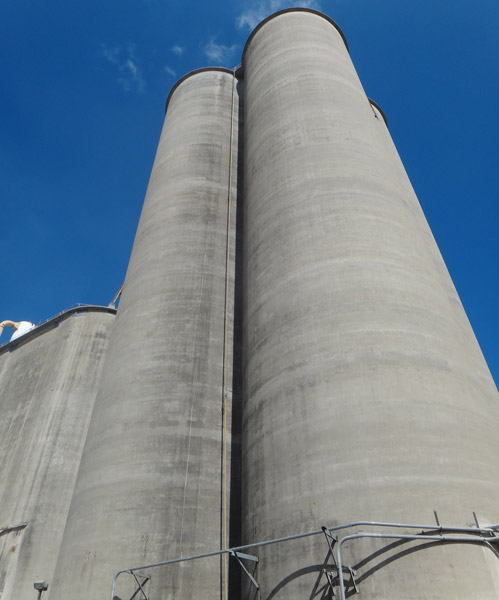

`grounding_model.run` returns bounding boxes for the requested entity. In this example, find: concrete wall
[241,9,499,599]
[49,69,242,600]
[0,308,115,600]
